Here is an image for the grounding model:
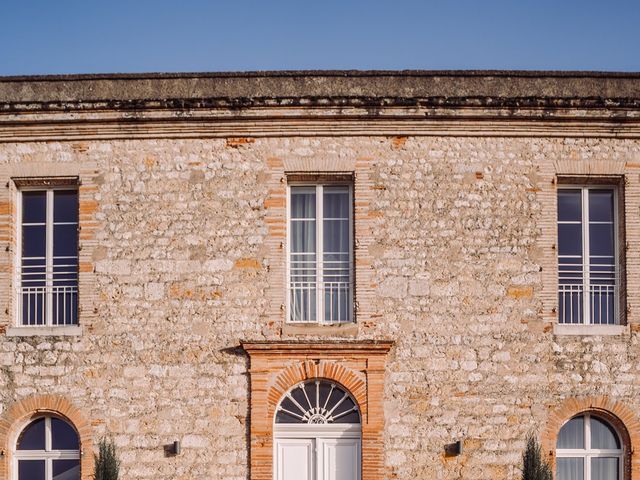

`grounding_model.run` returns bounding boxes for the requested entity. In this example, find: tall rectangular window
[18,188,79,326]
[288,184,353,323]
[557,186,619,325]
